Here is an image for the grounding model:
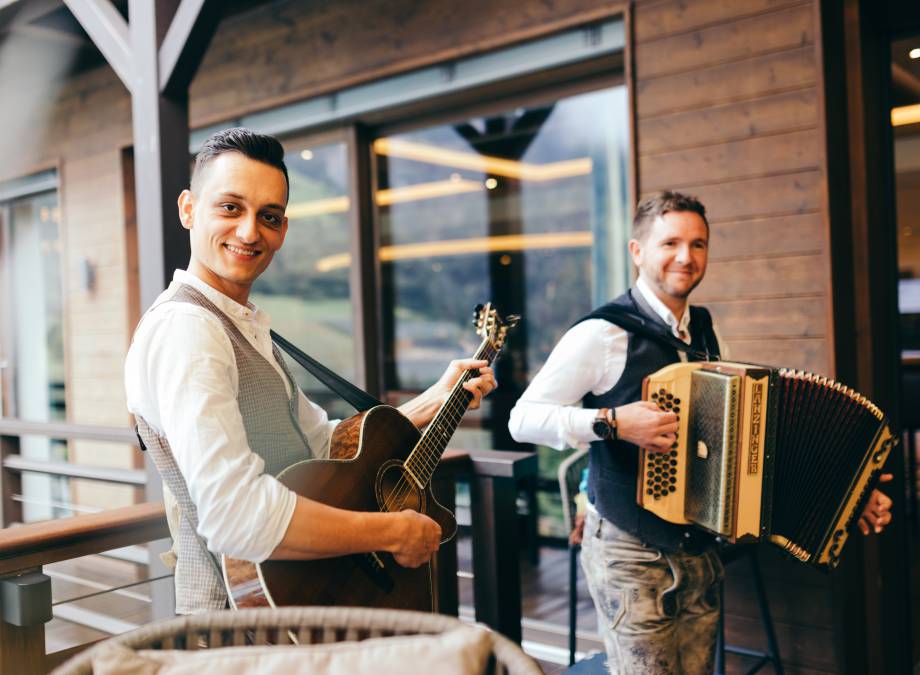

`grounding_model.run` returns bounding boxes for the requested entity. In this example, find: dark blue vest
[581,289,721,552]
